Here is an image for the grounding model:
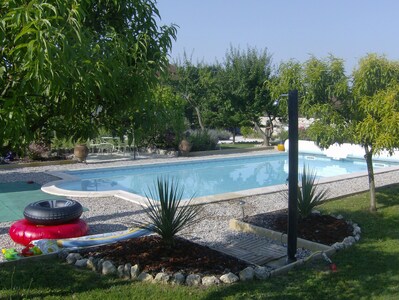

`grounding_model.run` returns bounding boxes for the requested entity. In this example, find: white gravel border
[1,151,399,263]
